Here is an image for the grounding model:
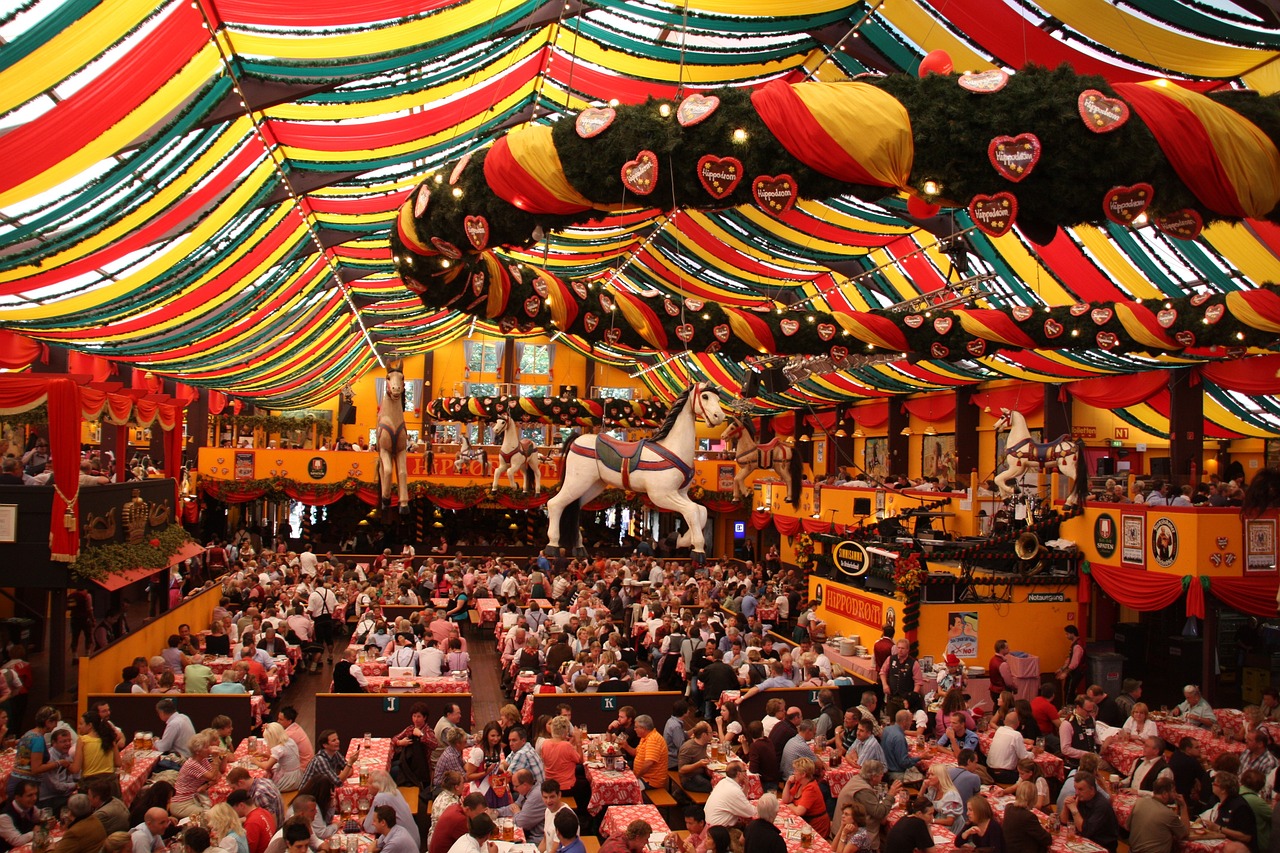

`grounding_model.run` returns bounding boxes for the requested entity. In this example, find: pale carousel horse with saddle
[721,414,793,501]
[453,431,489,475]
[993,408,1088,506]
[545,382,726,563]
[491,410,544,493]
[376,365,410,516]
